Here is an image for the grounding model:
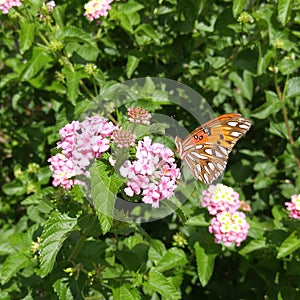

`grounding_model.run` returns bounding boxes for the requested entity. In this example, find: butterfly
[175,113,251,184]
